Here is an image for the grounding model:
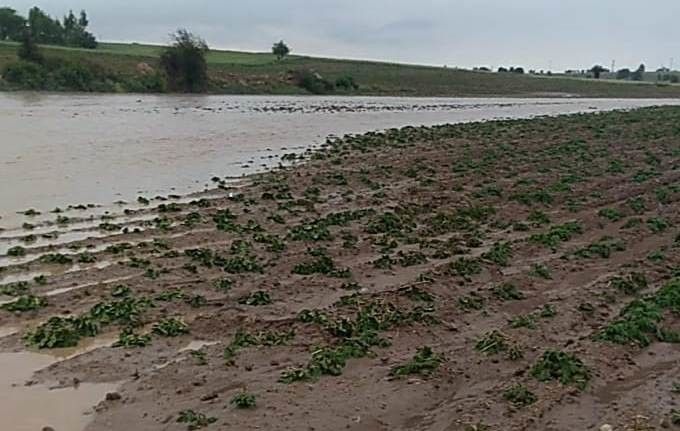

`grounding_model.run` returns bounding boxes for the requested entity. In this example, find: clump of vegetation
[598,208,624,222]
[530,221,583,250]
[161,29,209,93]
[25,316,99,348]
[152,318,189,337]
[599,278,680,346]
[610,272,648,295]
[574,237,626,259]
[113,328,152,348]
[530,264,552,279]
[7,246,26,257]
[531,350,590,389]
[177,409,217,430]
[390,347,443,377]
[503,384,538,407]
[230,391,257,409]
[482,242,513,266]
[238,290,272,306]
[292,248,350,278]
[448,257,483,281]
[1,295,47,312]
[492,282,524,301]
